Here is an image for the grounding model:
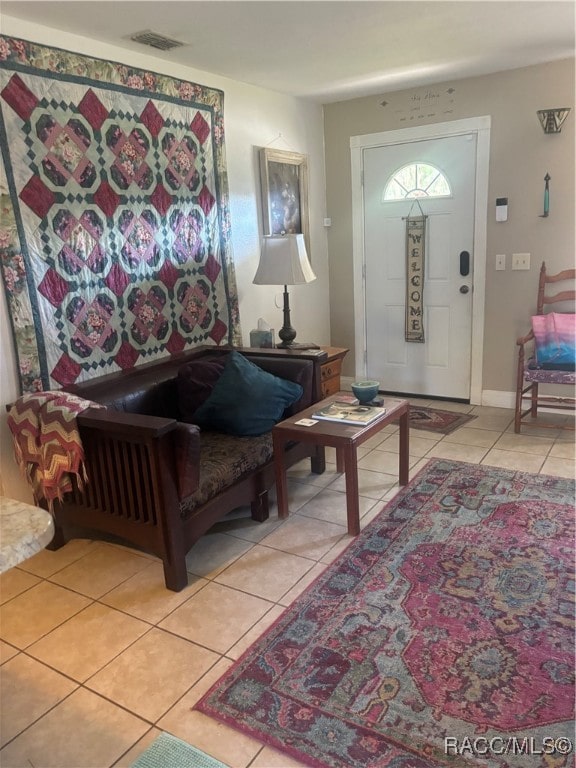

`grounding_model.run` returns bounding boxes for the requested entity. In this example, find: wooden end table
[319,347,349,398]
[272,396,409,536]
